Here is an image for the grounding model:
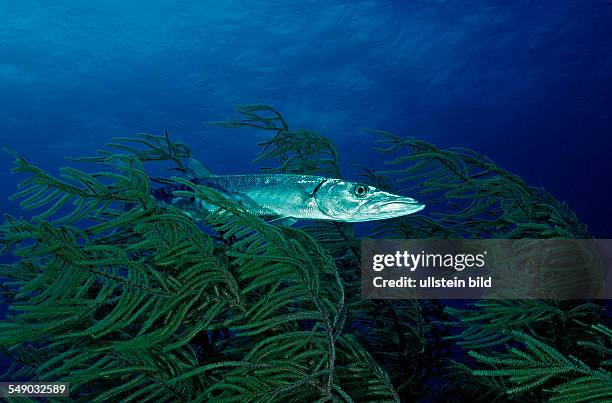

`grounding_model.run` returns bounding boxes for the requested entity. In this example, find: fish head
[313,179,425,222]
